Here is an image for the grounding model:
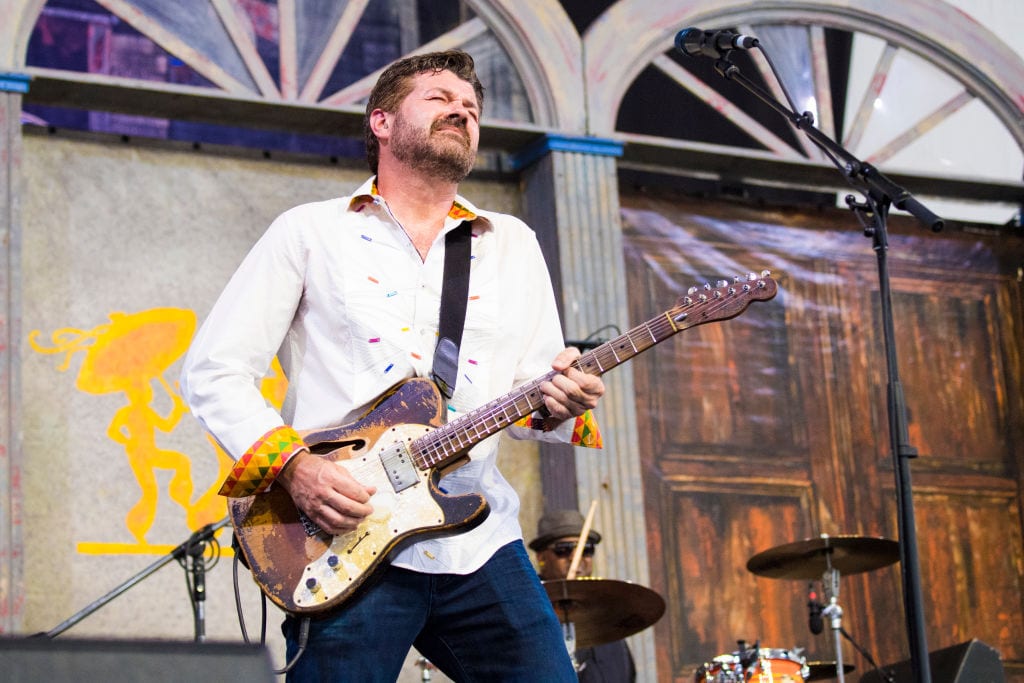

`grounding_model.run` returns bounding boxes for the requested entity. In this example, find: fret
[498,402,517,424]
[483,410,502,432]
[608,343,622,363]
[643,321,657,344]
[625,331,640,354]
[450,430,467,452]
[612,339,633,362]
